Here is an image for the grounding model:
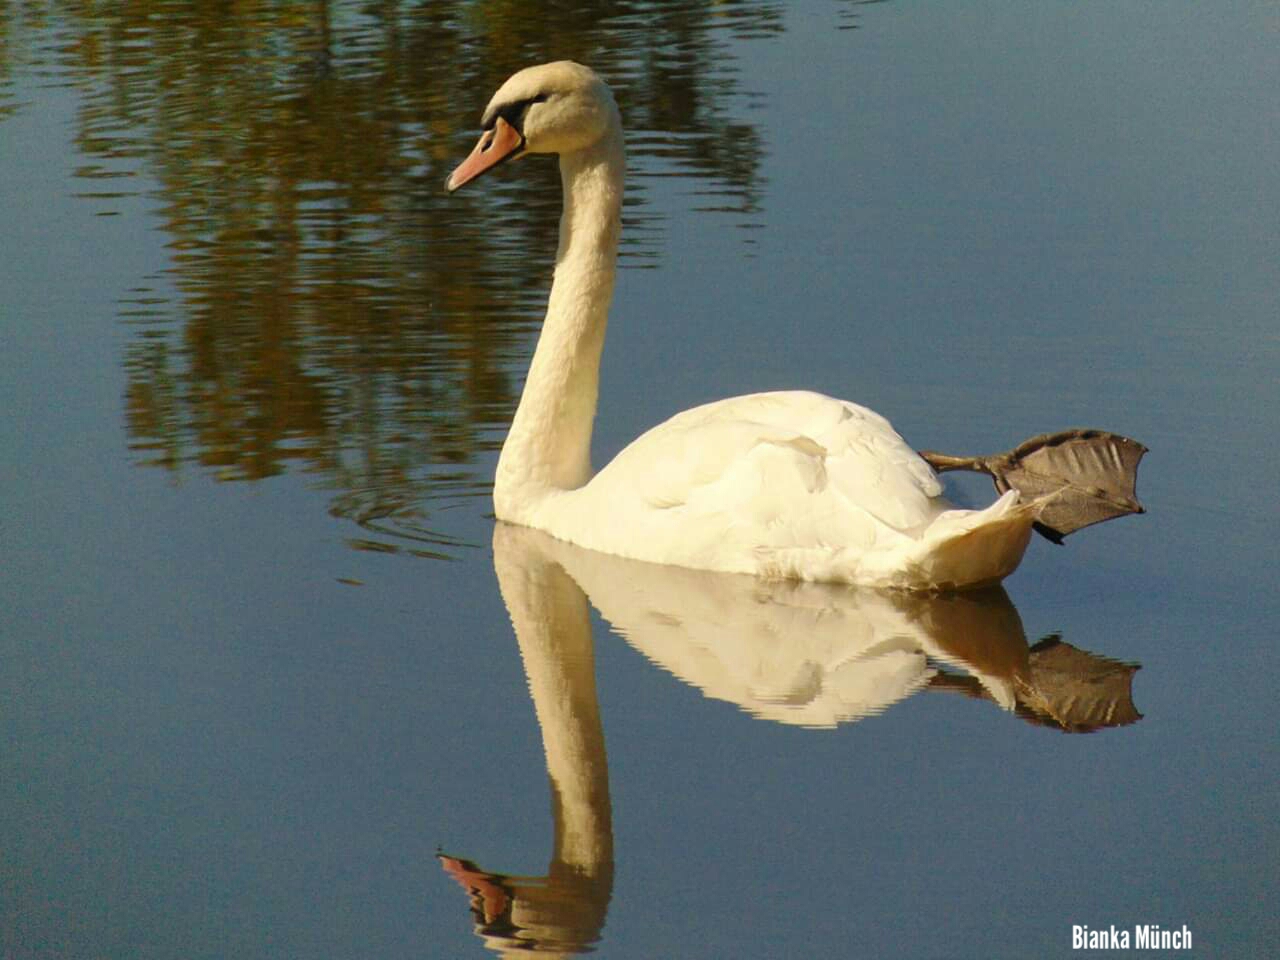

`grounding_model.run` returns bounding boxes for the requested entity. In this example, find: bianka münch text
[1072,925,1193,950]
